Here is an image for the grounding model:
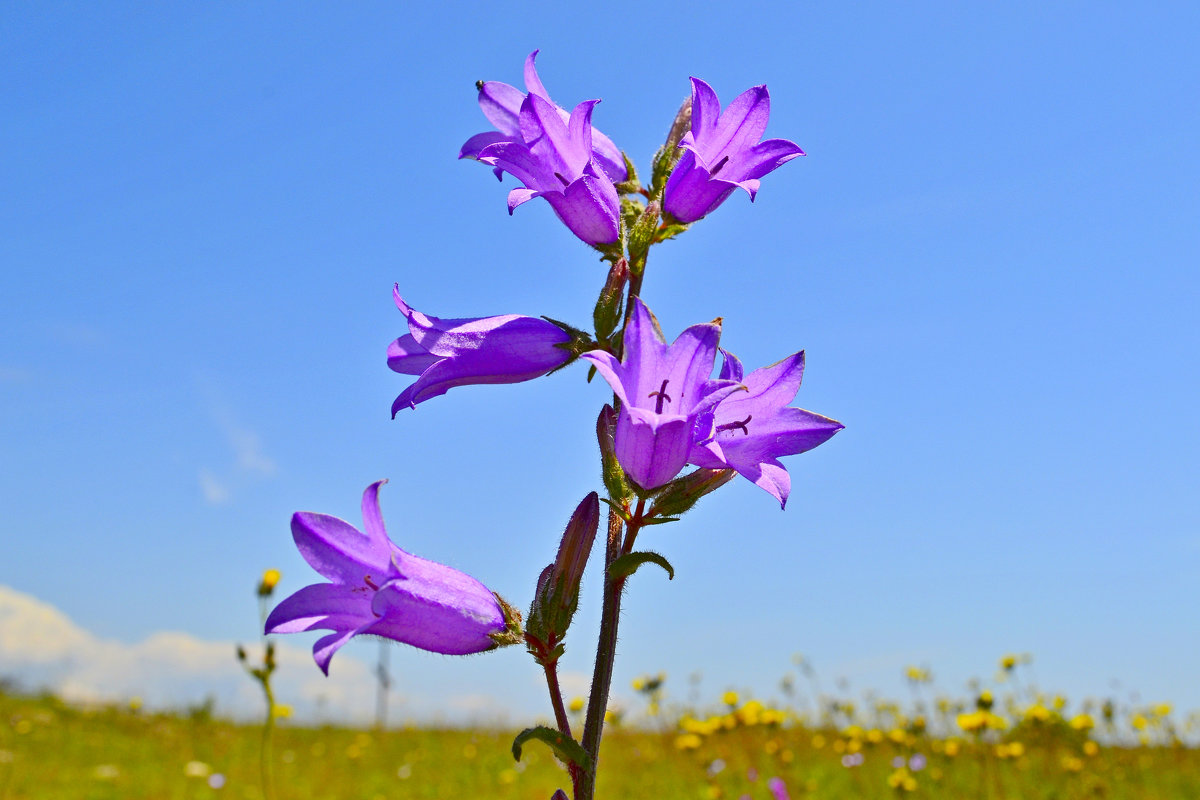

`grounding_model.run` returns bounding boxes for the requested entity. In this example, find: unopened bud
[526,493,600,654]
[593,258,629,341]
[597,405,632,503]
[651,95,693,199]
[627,201,661,273]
